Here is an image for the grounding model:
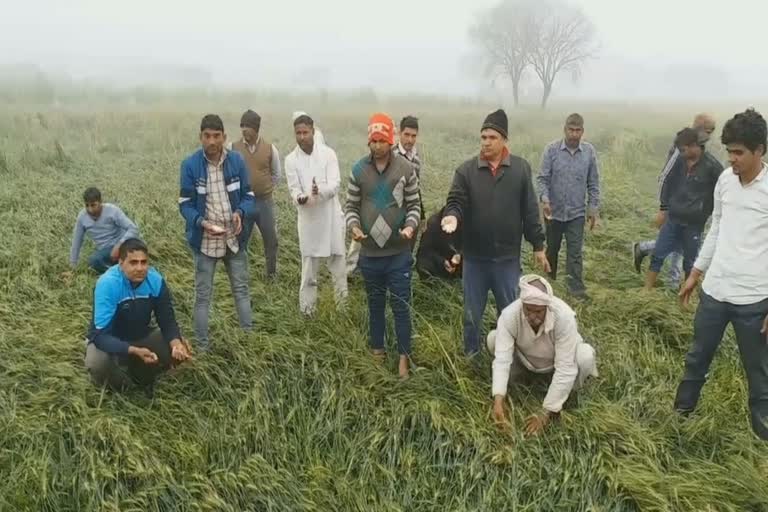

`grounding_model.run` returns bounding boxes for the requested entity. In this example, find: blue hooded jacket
[178,149,258,252]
